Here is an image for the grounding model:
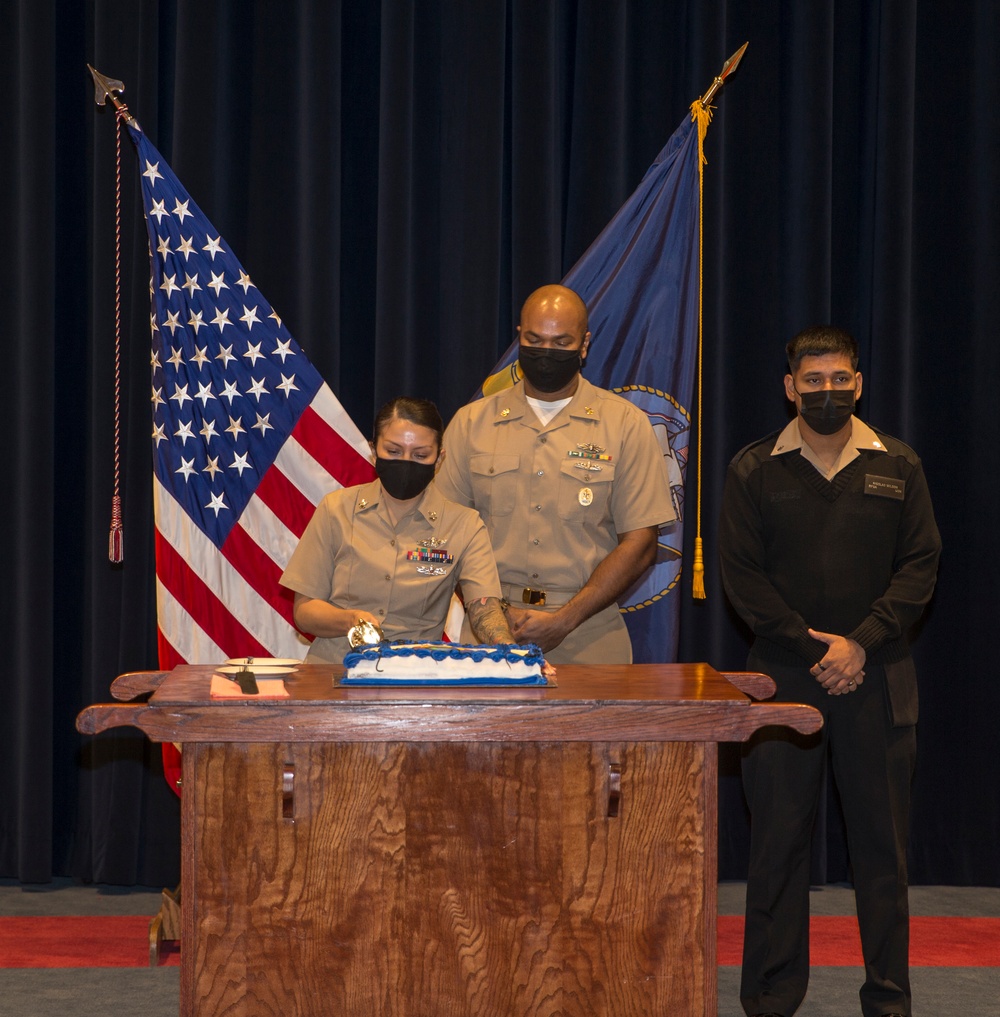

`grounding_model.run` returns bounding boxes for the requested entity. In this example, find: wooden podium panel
[185,740,711,1016]
[79,663,821,1017]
